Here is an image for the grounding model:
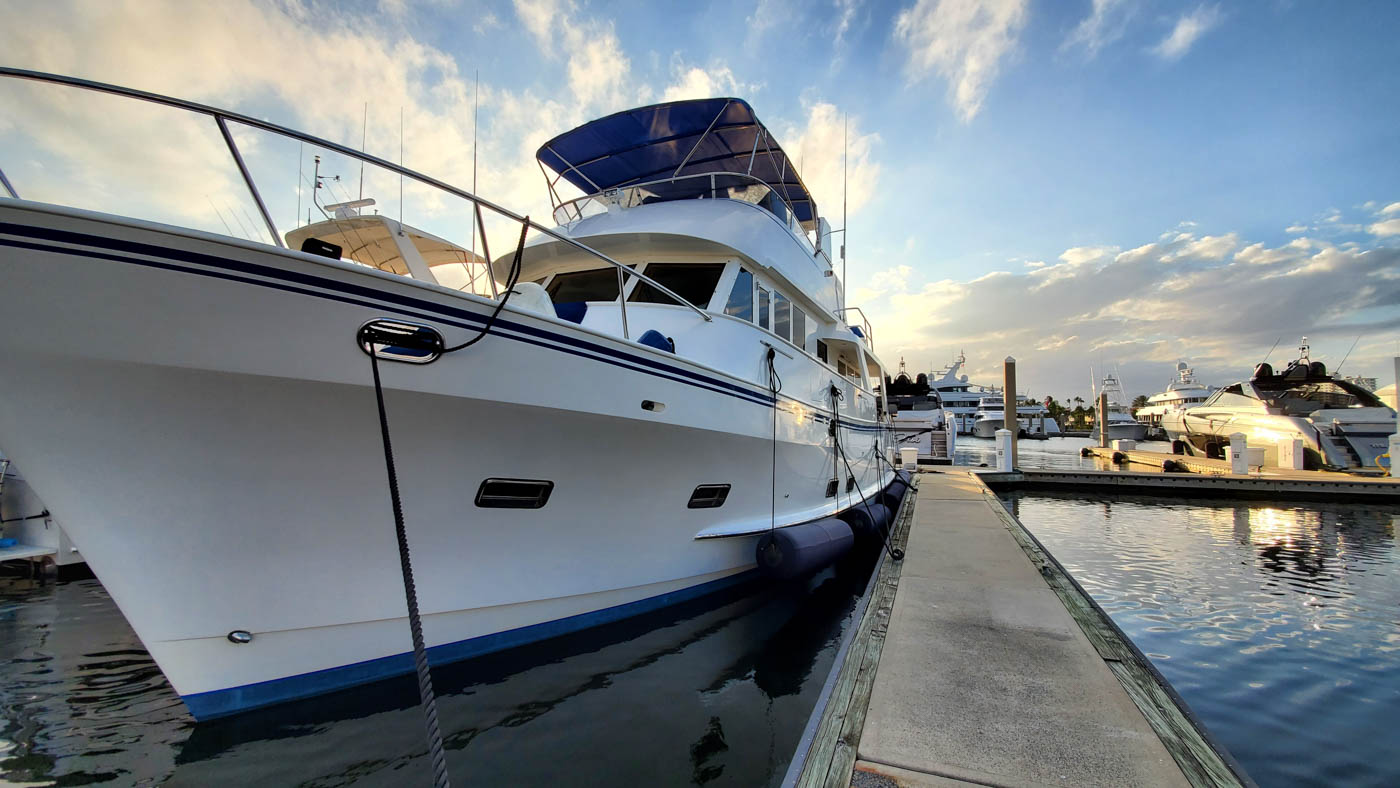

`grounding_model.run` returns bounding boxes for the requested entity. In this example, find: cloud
[660,64,747,102]
[1369,218,1400,237]
[1285,223,1308,234]
[859,225,1400,398]
[778,102,882,220]
[1152,5,1222,61]
[1062,0,1135,57]
[893,0,1029,122]
[1382,202,1400,216]
[833,0,862,49]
